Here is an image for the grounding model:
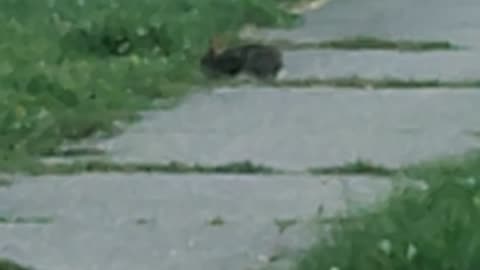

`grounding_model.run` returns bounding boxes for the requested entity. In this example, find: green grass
[0,0,299,171]
[0,259,32,270]
[401,150,480,182]
[251,36,460,51]
[293,151,480,270]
